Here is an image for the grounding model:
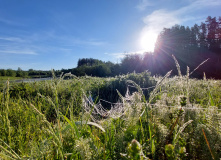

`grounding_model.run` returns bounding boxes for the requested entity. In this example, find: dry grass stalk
[202,128,215,160]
